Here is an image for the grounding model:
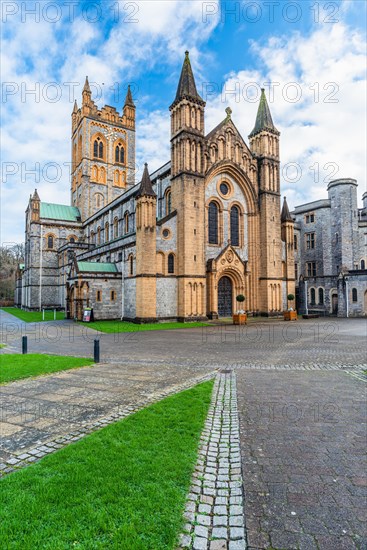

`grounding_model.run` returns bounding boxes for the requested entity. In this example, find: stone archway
[218,276,233,317]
